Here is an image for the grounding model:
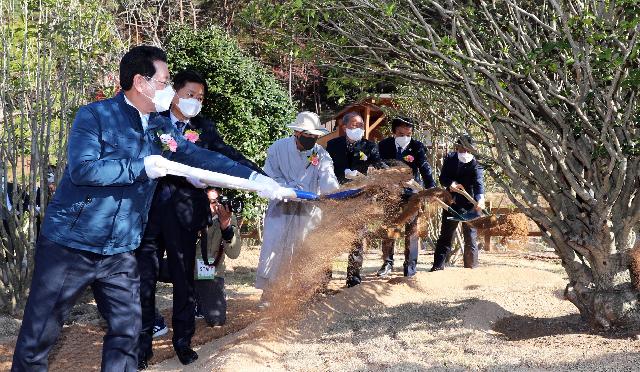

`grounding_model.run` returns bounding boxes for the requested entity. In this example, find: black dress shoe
[429,266,444,272]
[137,351,152,371]
[376,263,393,277]
[175,346,199,365]
[345,276,361,288]
[137,358,149,370]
